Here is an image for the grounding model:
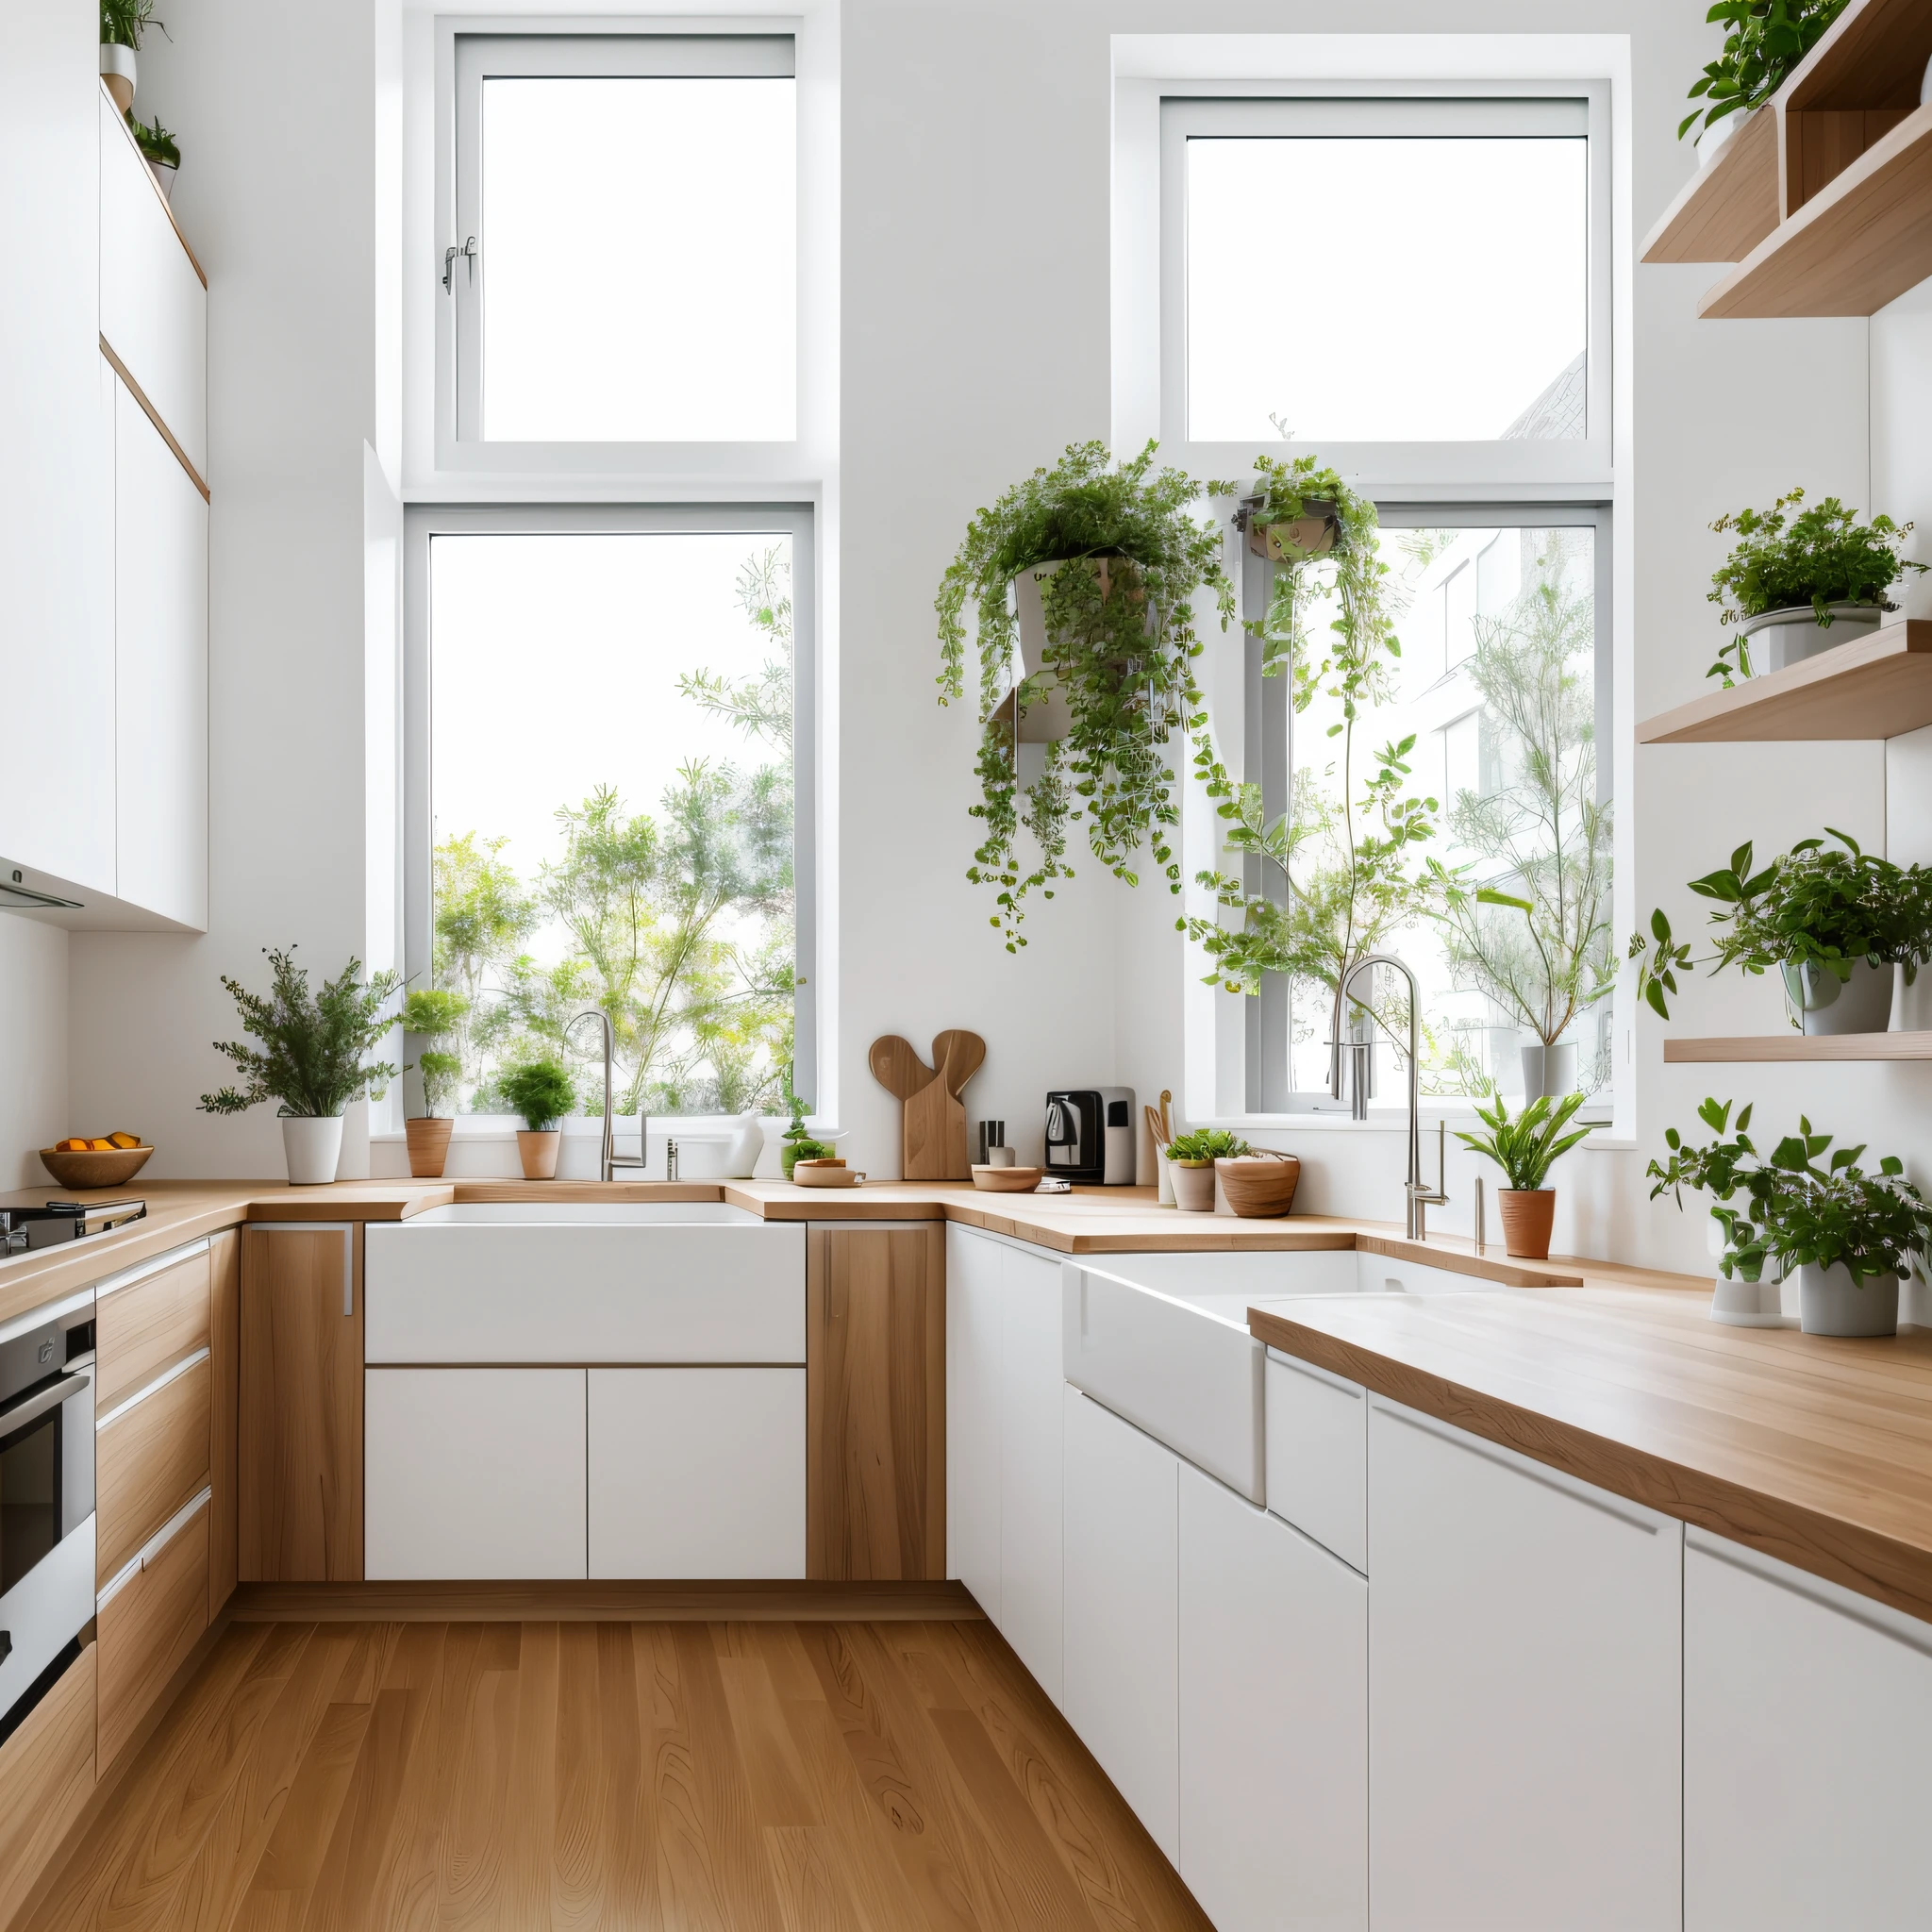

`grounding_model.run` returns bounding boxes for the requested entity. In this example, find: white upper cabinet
[1368,1396,1682,1931]
[99,89,206,483]
[113,376,208,928]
